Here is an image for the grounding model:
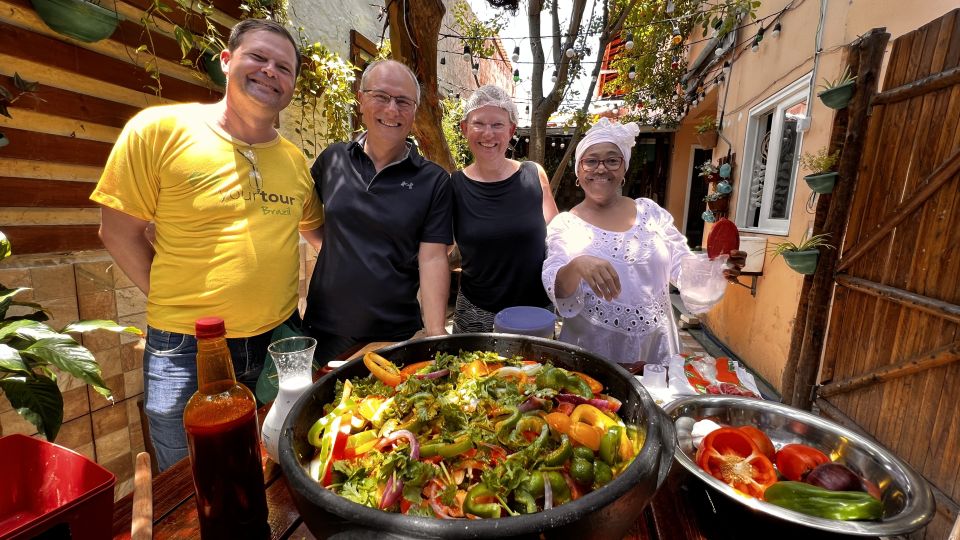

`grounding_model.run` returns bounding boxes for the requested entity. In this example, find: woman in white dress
[541,119,745,371]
